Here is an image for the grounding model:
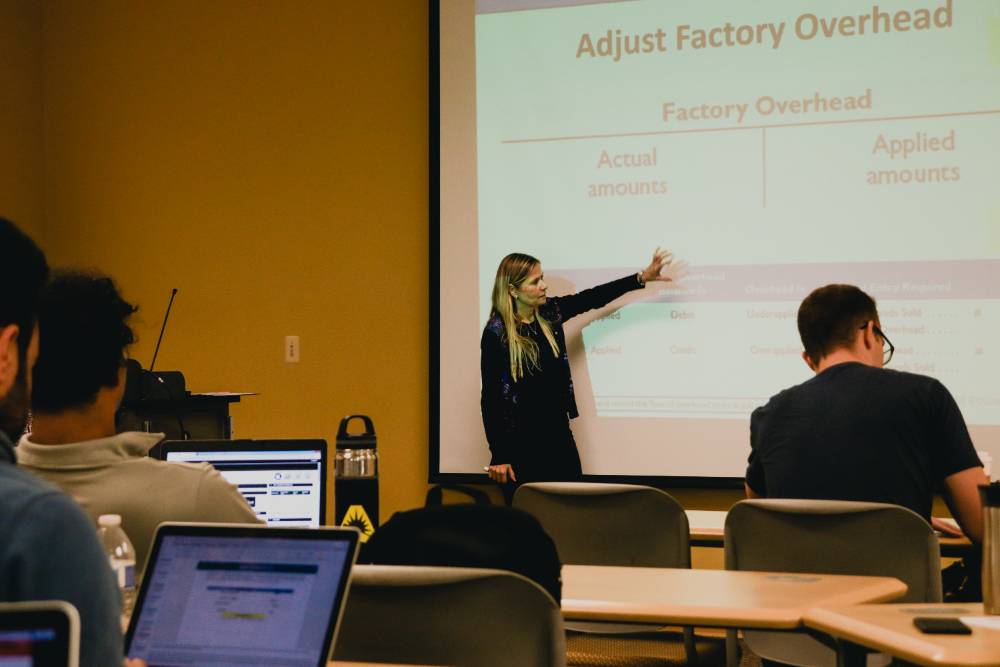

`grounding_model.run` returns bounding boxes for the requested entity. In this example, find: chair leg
[683,625,697,664]
[725,629,739,667]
